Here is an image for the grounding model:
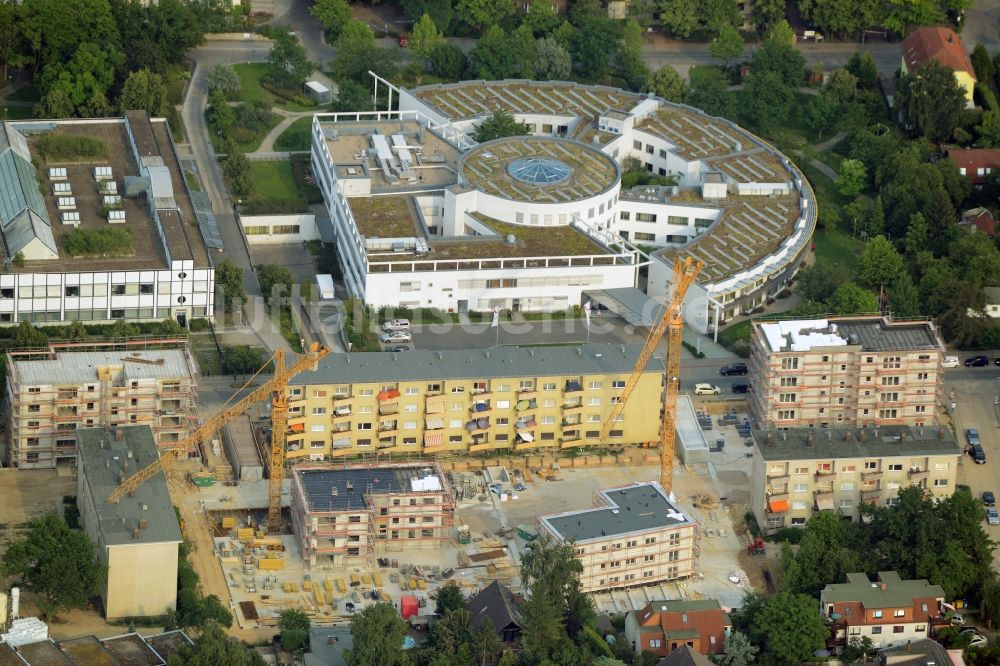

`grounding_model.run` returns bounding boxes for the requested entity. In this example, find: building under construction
[290,463,455,568]
[4,340,198,468]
